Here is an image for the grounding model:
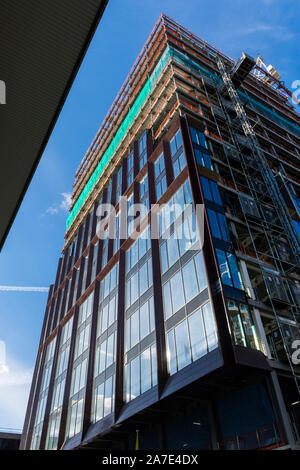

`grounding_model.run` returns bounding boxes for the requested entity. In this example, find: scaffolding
[210,55,300,395]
